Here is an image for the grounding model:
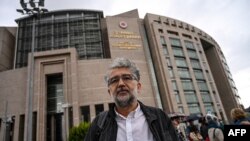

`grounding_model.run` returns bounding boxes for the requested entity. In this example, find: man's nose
[117,77,126,86]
